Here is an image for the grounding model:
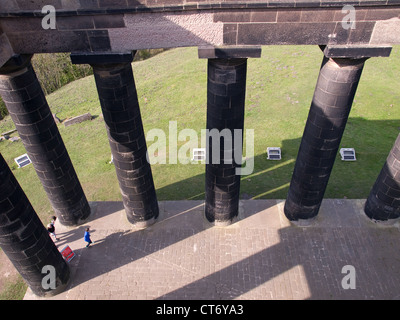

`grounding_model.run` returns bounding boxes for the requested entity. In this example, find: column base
[364,194,400,221]
[284,197,319,221]
[127,215,158,229]
[210,215,239,227]
[204,200,243,227]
